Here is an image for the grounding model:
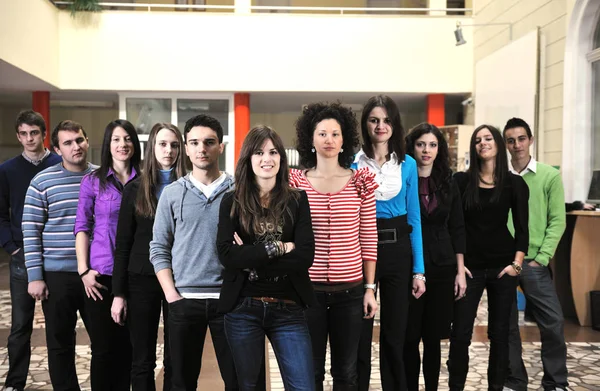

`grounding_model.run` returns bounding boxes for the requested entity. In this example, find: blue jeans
[6,249,35,389]
[225,297,315,391]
